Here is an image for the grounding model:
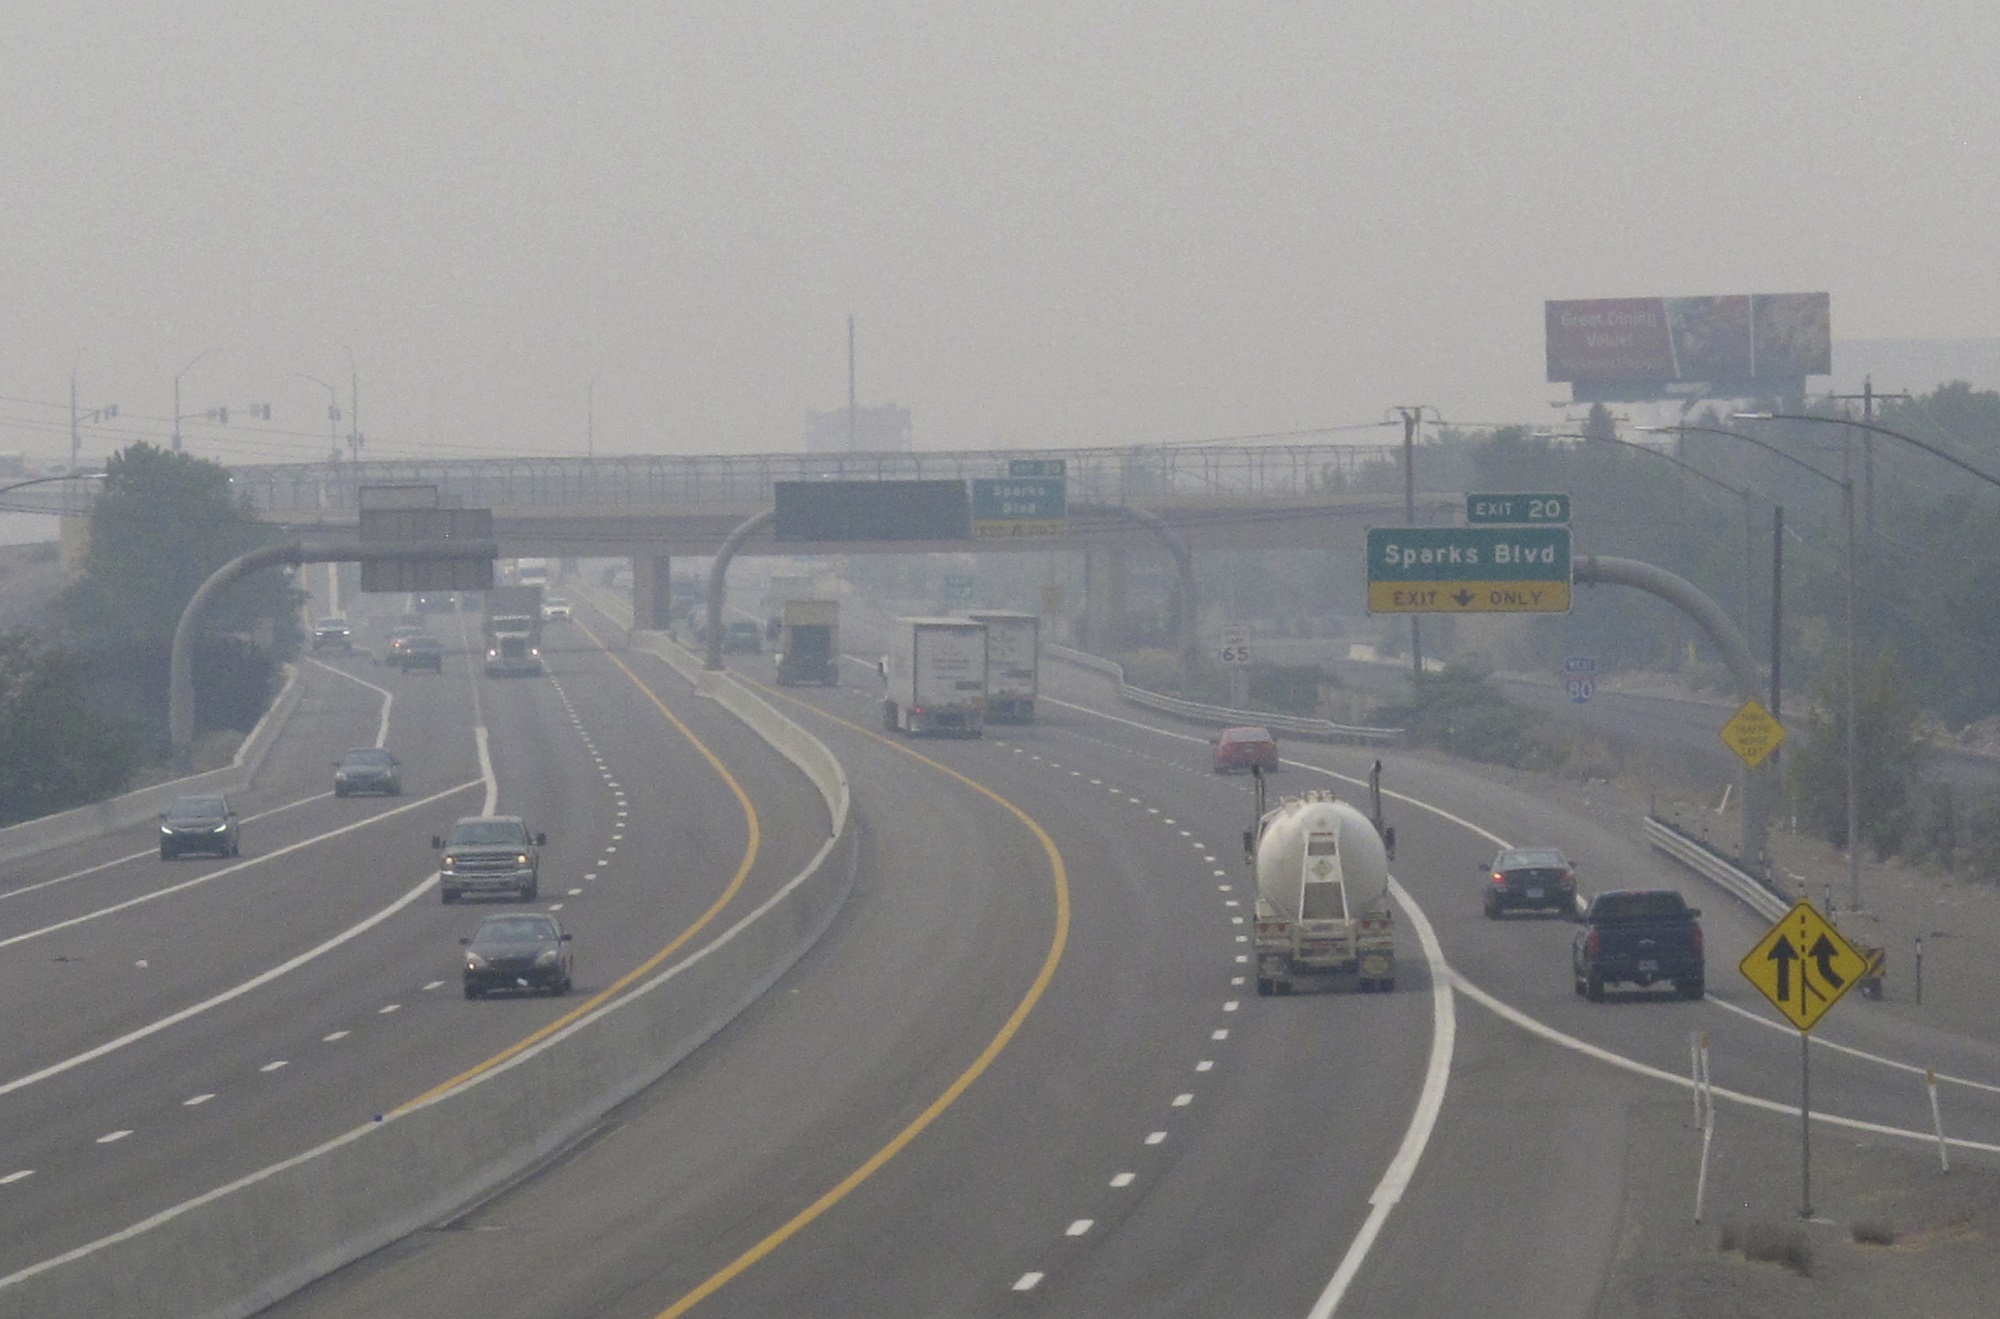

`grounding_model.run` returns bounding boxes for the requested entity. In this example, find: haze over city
[2,1,1994,469]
